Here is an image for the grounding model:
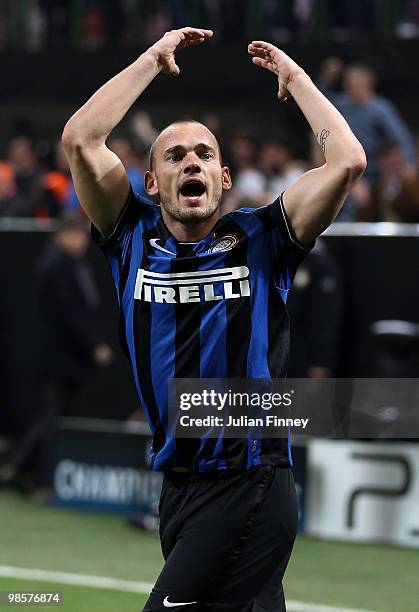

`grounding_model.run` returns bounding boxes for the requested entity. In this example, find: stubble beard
[160,189,221,225]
